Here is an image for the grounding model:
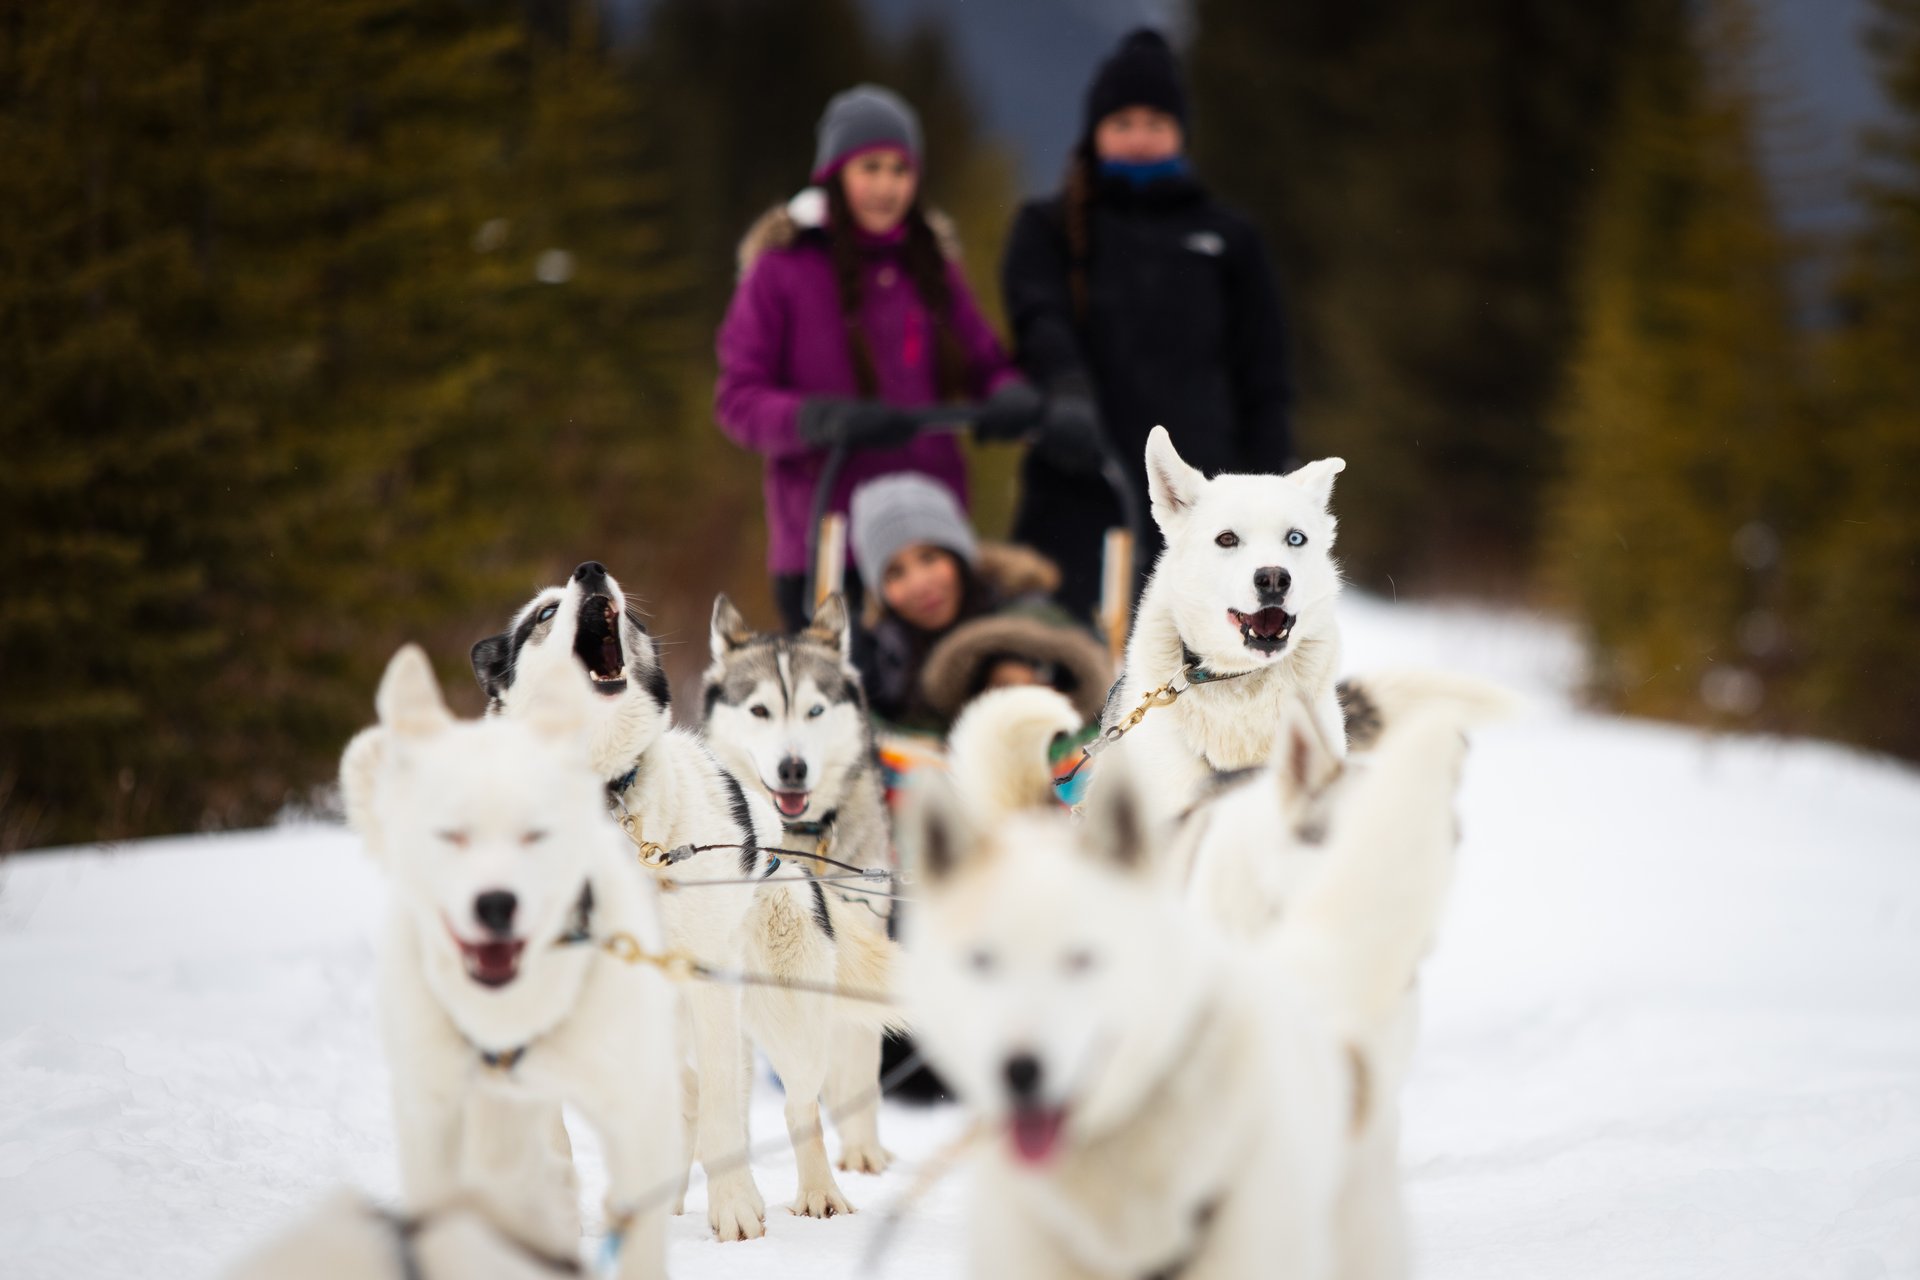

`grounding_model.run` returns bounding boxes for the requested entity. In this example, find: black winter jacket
[1001,172,1293,617]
